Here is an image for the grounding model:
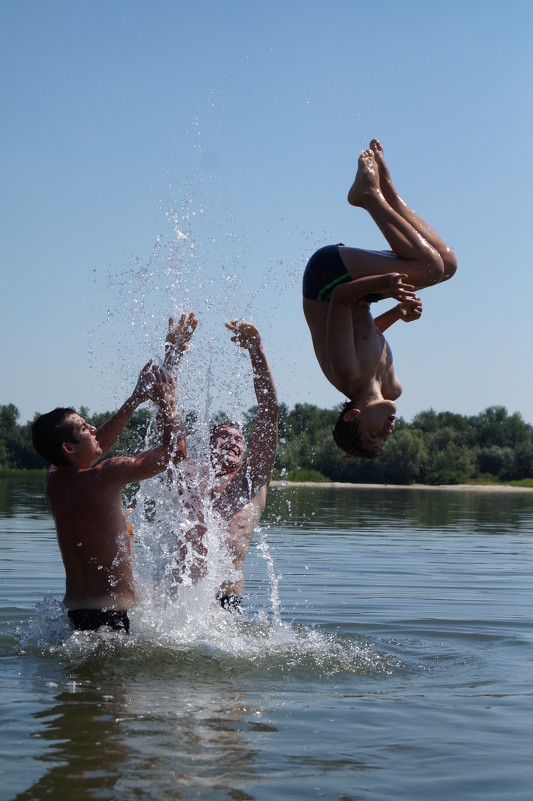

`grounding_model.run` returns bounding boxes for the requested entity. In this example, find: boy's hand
[225,320,261,349]
[397,295,422,322]
[384,273,416,302]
